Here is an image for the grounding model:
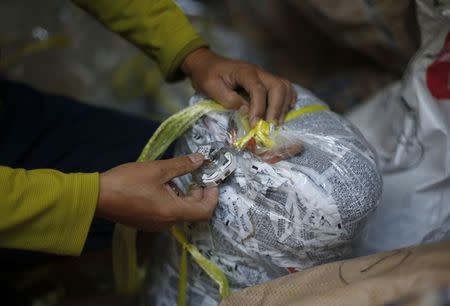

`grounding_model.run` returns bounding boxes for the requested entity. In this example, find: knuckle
[162,166,174,178]
[170,159,191,176]
[281,78,290,86]
[151,162,165,176]
[222,95,241,108]
[273,81,286,92]
[240,63,259,75]
[254,107,266,117]
[284,82,292,92]
[239,62,254,70]
[178,155,191,165]
[252,82,267,95]
[222,93,241,106]
[276,78,291,90]
[252,104,265,116]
